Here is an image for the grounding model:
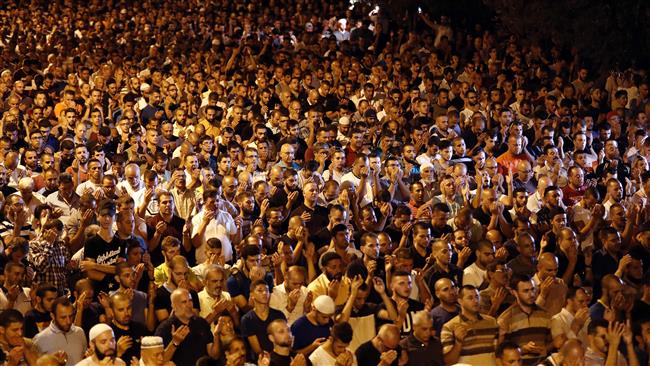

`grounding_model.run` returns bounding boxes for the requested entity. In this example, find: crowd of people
[0,0,649,365]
